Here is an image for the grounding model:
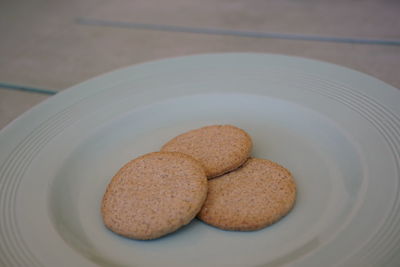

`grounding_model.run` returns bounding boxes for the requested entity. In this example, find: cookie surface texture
[161,125,252,178]
[198,158,296,231]
[101,152,208,240]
